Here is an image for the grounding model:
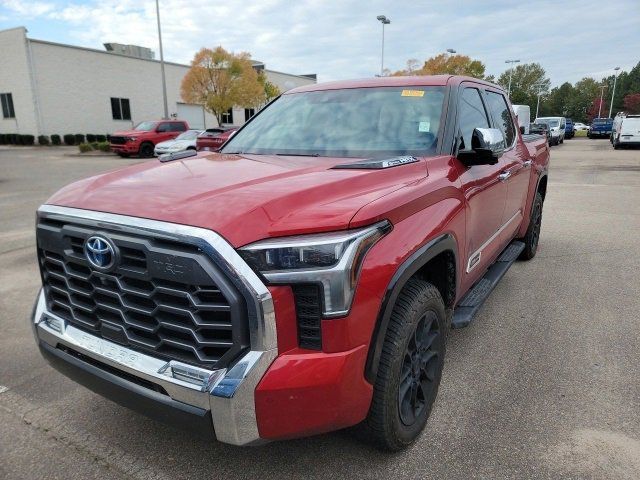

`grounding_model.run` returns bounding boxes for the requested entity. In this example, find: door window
[458,88,490,151]
[484,91,516,147]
